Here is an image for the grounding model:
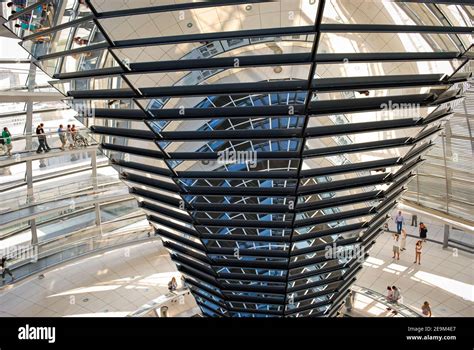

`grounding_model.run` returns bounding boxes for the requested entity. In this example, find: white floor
[0,240,197,317]
[1,222,471,318]
[357,231,474,317]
